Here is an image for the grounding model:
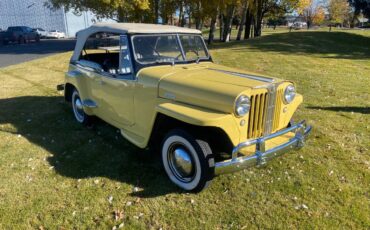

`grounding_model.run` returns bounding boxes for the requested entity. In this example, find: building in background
[0,0,115,37]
